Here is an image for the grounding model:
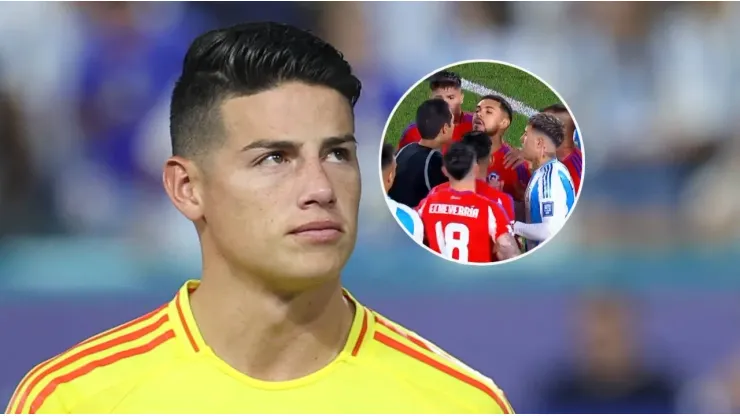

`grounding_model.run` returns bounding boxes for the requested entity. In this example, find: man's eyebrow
[241,140,297,152]
[322,134,357,147]
[240,135,356,152]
